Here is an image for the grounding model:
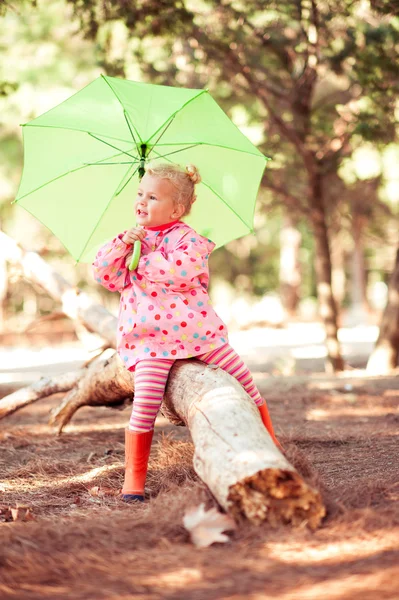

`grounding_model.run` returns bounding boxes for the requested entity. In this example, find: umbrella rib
[155,141,269,159]
[101,75,144,146]
[146,117,175,158]
[149,143,201,161]
[14,162,97,203]
[115,164,140,197]
[23,123,131,145]
[200,180,253,232]
[146,89,208,145]
[84,161,136,166]
[151,149,253,231]
[14,150,135,203]
[144,90,267,161]
[123,110,142,154]
[76,163,136,263]
[84,154,139,167]
[88,133,138,160]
